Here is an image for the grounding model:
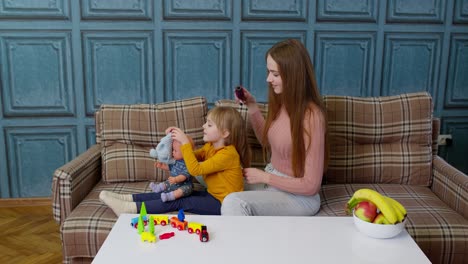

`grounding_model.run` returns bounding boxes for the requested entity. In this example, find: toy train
[131,215,204,234]
[132,207,209,243]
